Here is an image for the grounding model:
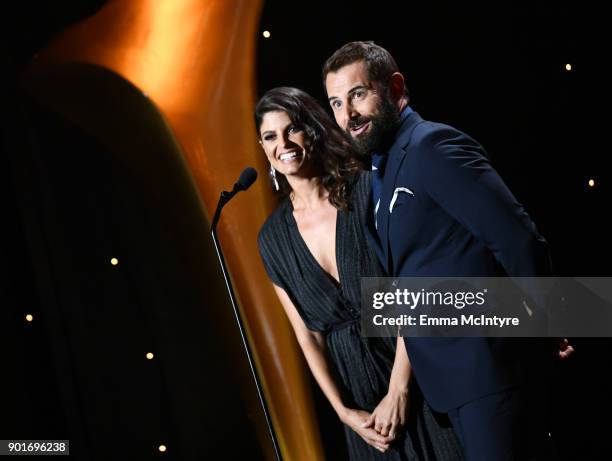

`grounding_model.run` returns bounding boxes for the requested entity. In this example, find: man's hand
[361,389,409,441]
[555,338,575,360]
[340,408,394,453]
